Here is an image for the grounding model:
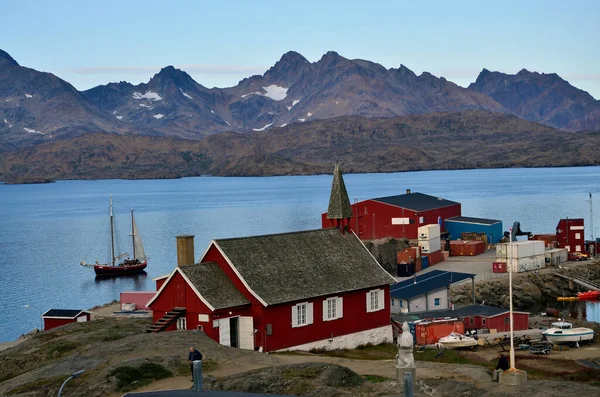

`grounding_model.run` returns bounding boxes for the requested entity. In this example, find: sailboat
[80,195,148,276]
